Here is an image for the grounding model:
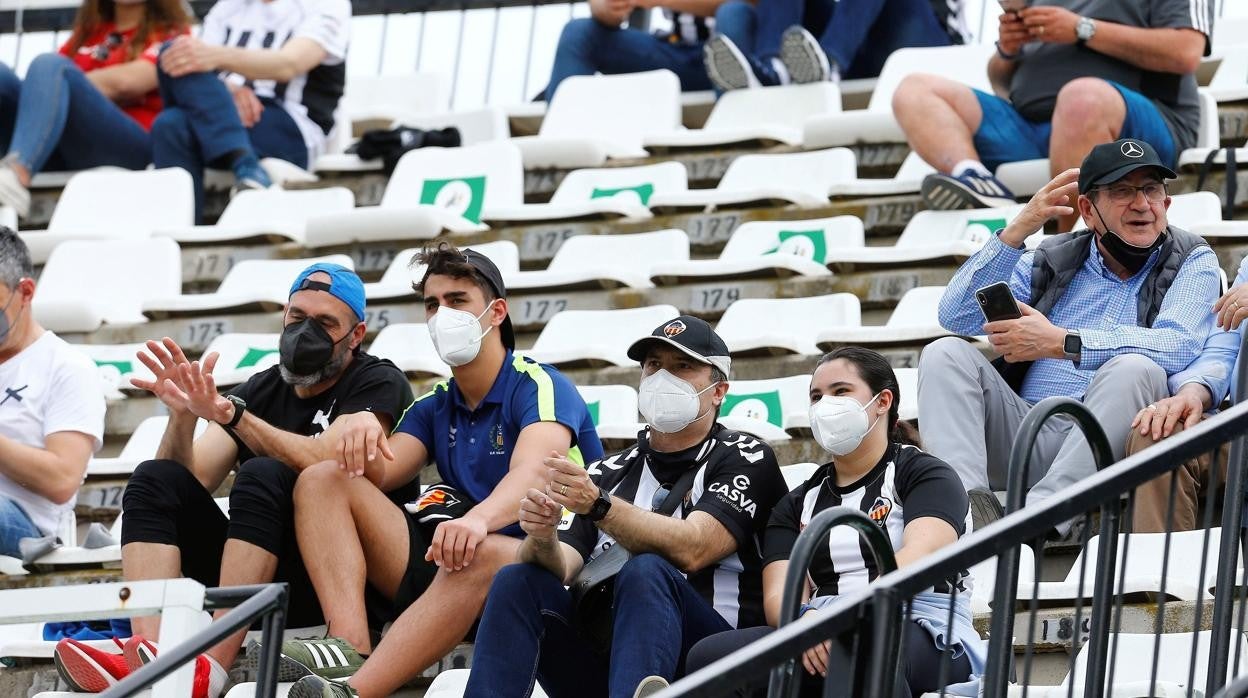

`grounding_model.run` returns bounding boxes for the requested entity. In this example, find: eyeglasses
[1094,182,1167,203]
